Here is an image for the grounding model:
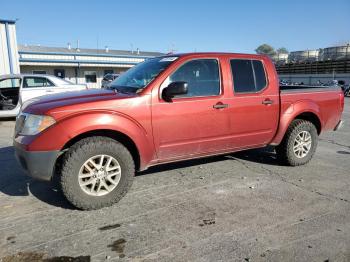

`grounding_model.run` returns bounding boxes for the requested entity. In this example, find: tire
[60,136,135,210]
[276,119,318,166]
